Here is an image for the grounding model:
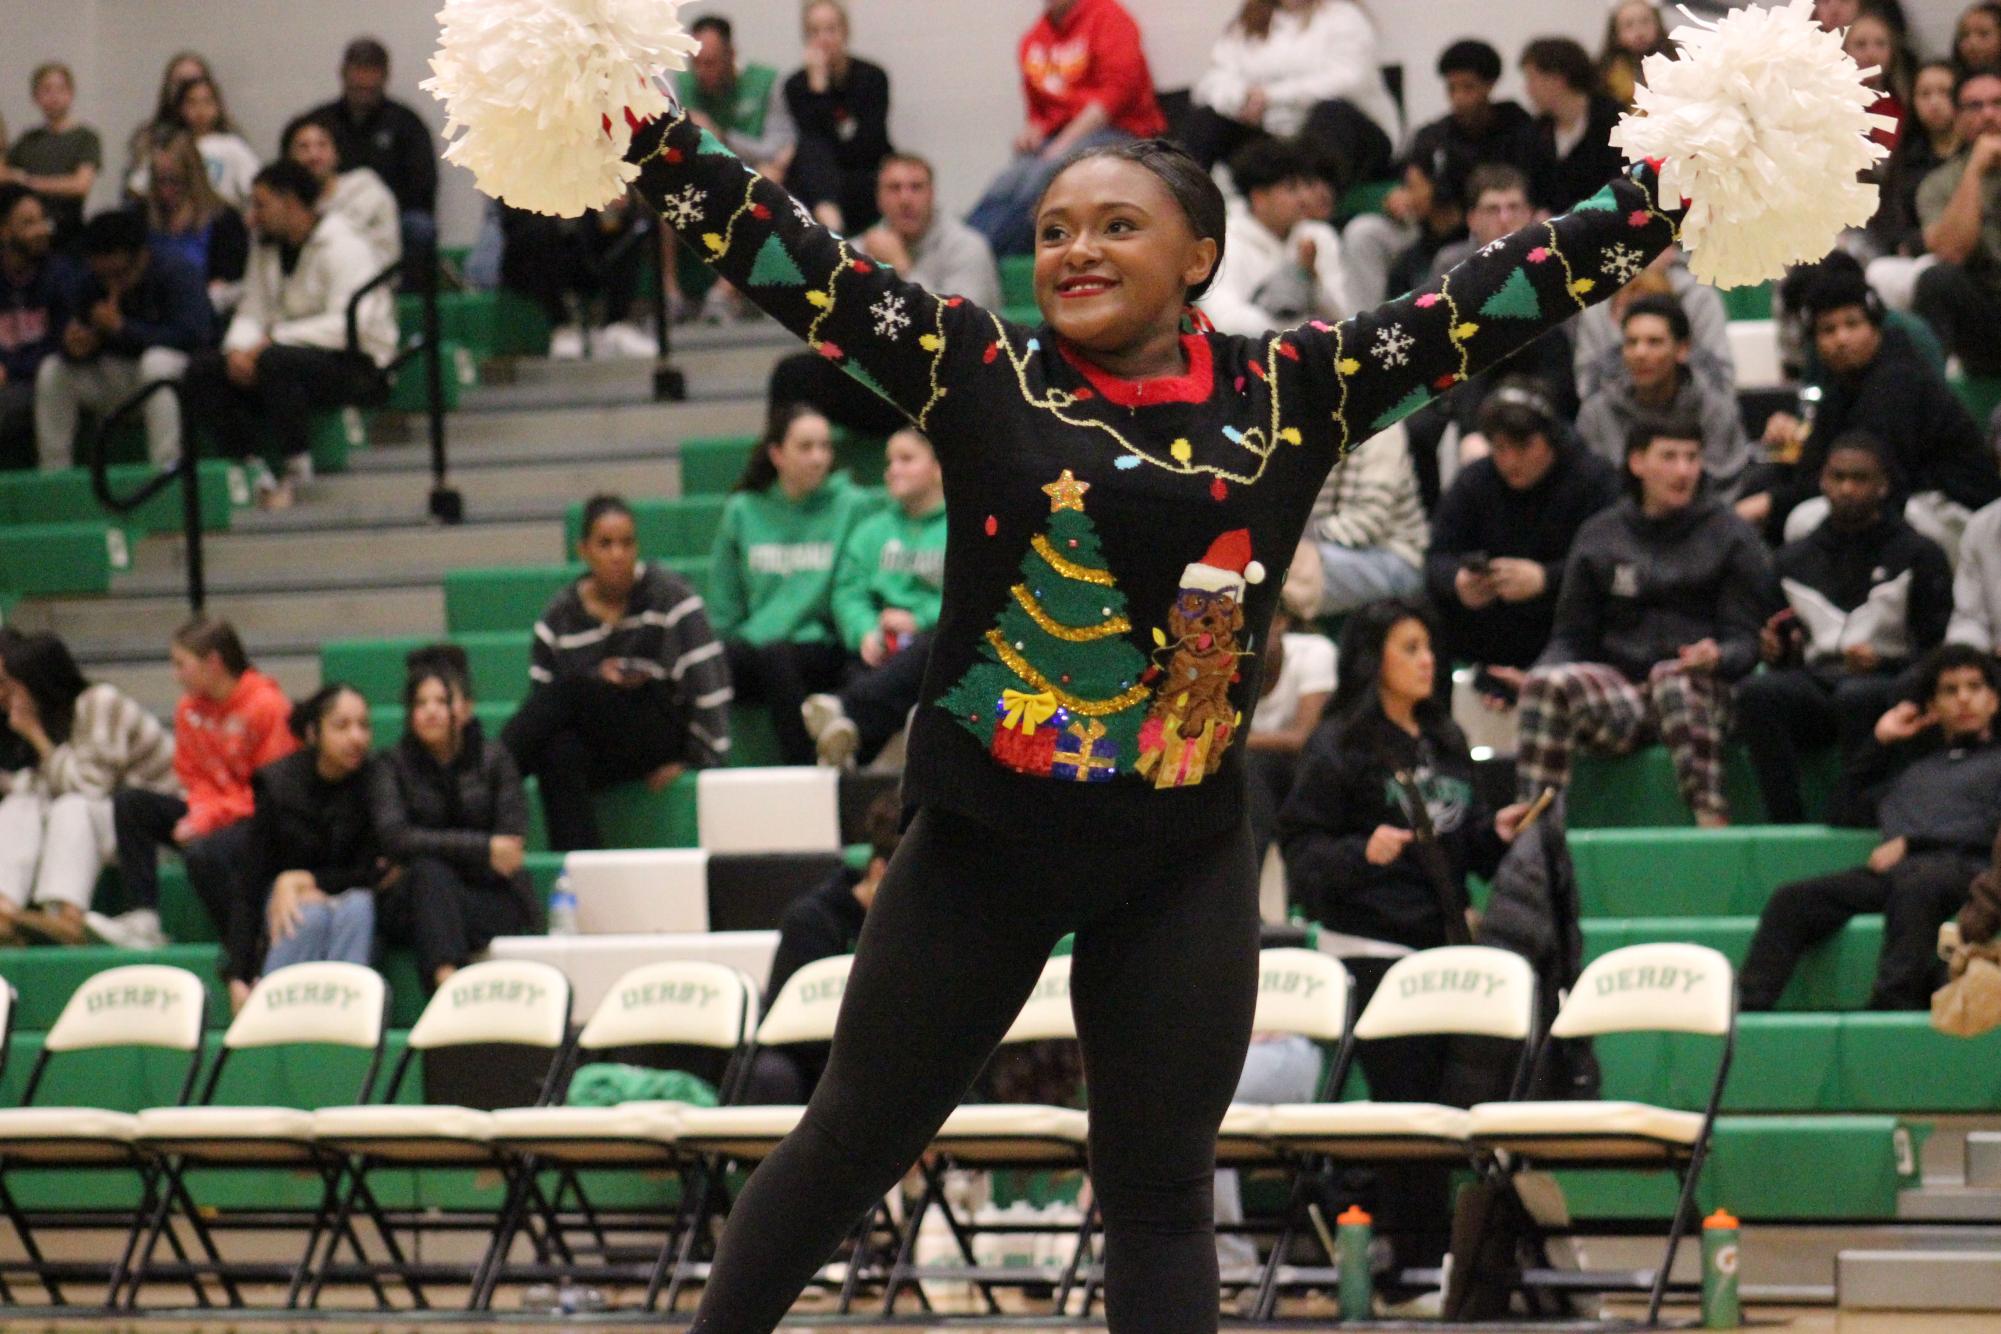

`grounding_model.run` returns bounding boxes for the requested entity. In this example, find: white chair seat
[488,1104,686,1163]
[134,1106,320,1162]
[1265,1102,1474,1159]
[931,1104,1089,1164]
[311,1104,499,1161]
[1215,1104,1279,1165]
[672,1104,806,1159]
[0,1107,141,1162]
[1467,1100,1704,1160]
